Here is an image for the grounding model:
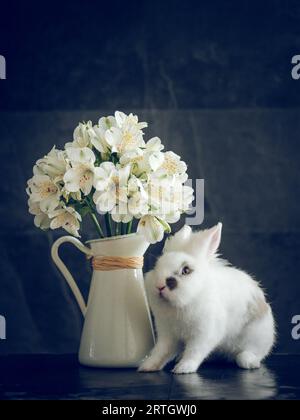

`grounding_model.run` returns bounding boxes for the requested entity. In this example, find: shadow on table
[171,365,277,400]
